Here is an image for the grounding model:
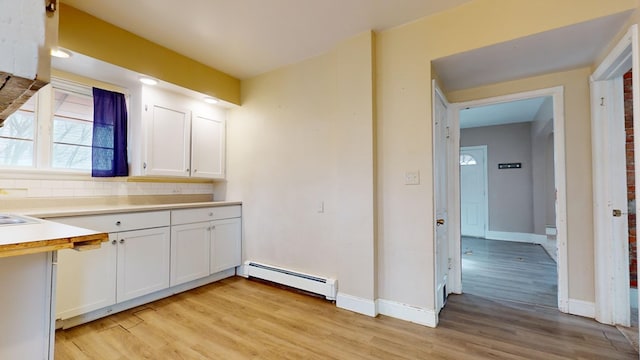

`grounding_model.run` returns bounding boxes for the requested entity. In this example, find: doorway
[446,87,569,313]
